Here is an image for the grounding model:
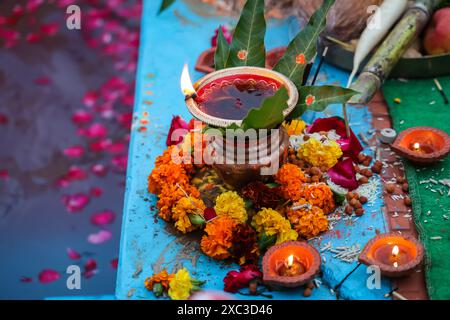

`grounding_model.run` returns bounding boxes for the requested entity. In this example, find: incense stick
[310,46,329,86]
[434,78,449,105]
[342,103,351,138]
